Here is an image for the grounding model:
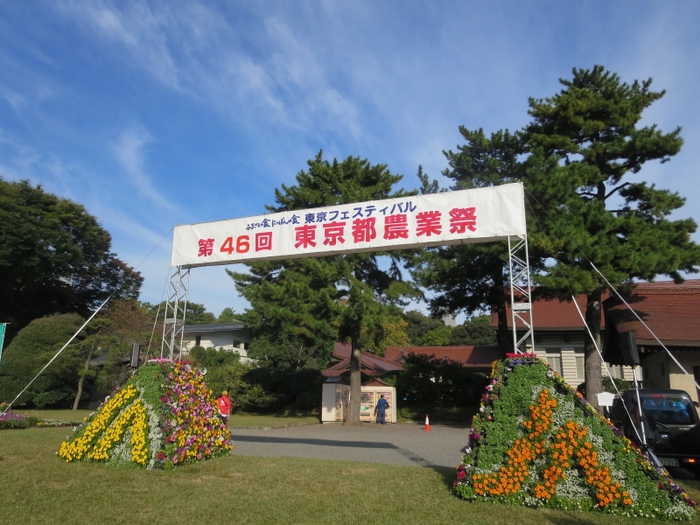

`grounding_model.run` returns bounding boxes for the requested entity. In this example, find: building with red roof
[384,345,505,372]
[495,280,700,401]
[322,342,403,377]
